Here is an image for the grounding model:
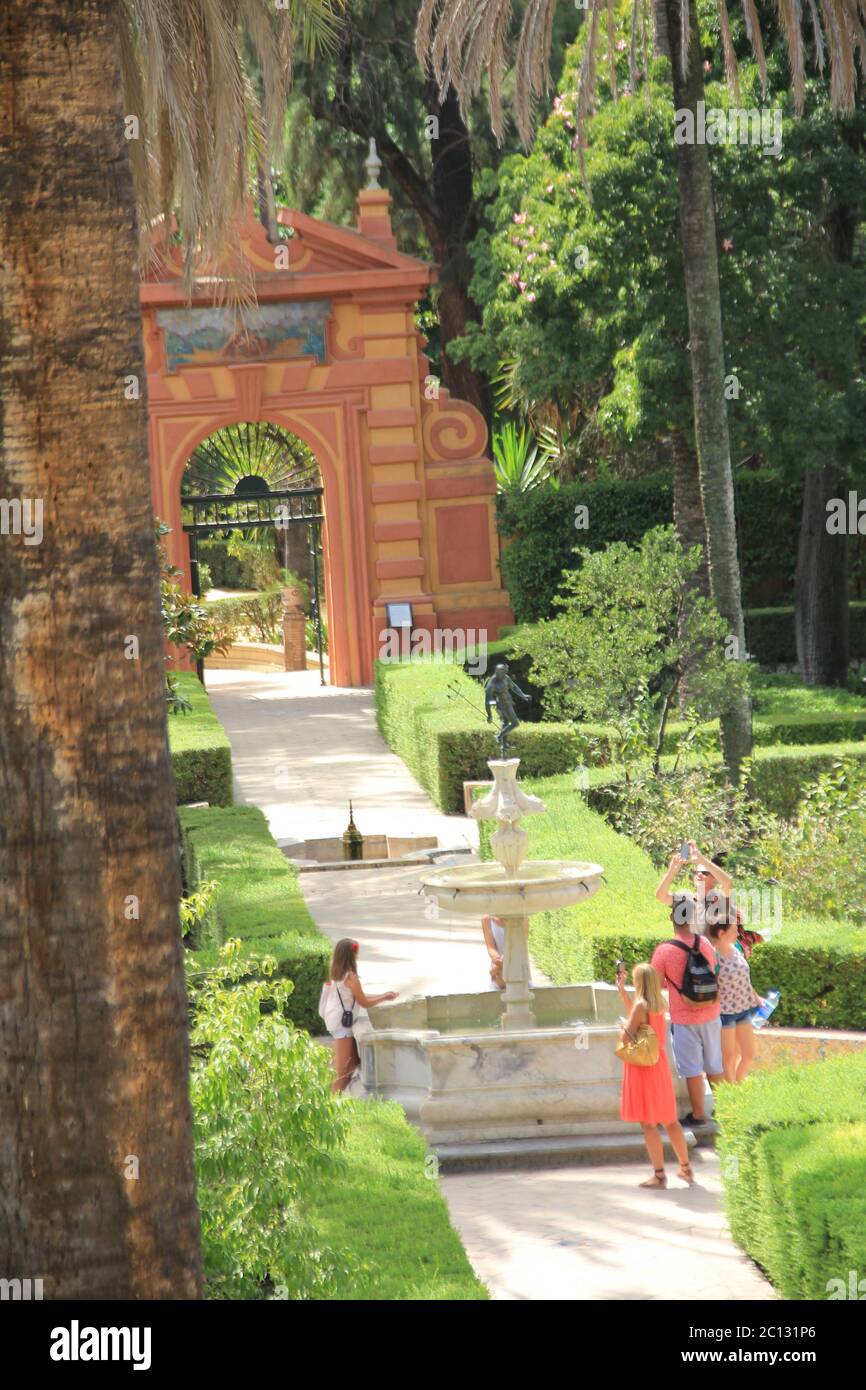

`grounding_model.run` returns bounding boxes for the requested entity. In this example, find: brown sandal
[678,1163,695,1184]
[640,1168,667,1189]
